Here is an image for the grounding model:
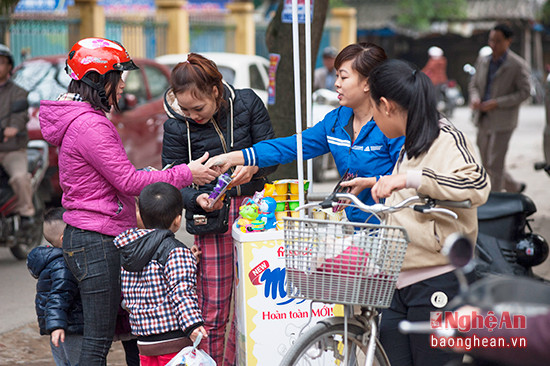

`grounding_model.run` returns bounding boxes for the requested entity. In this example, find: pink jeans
[0,149,35,216]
